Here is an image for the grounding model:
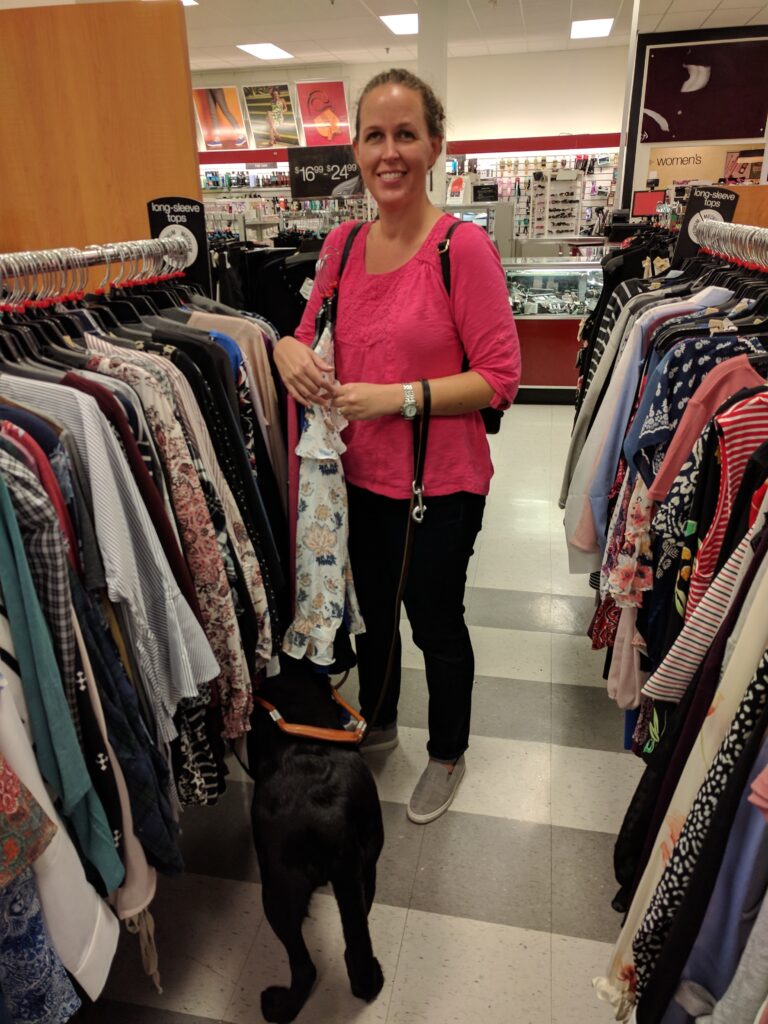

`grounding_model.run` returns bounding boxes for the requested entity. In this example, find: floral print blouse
[282,323,364,666]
